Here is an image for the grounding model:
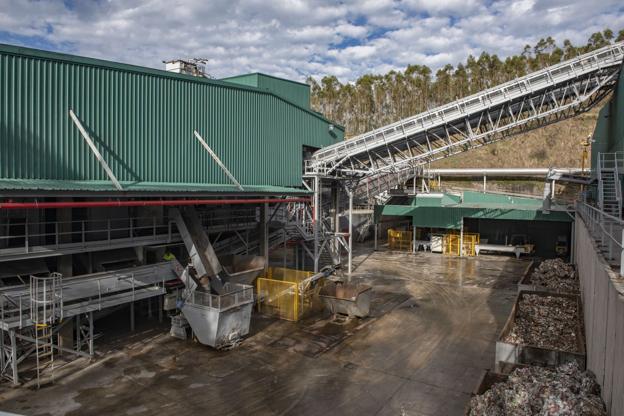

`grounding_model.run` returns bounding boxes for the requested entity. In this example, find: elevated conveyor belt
[307,43,624,198]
